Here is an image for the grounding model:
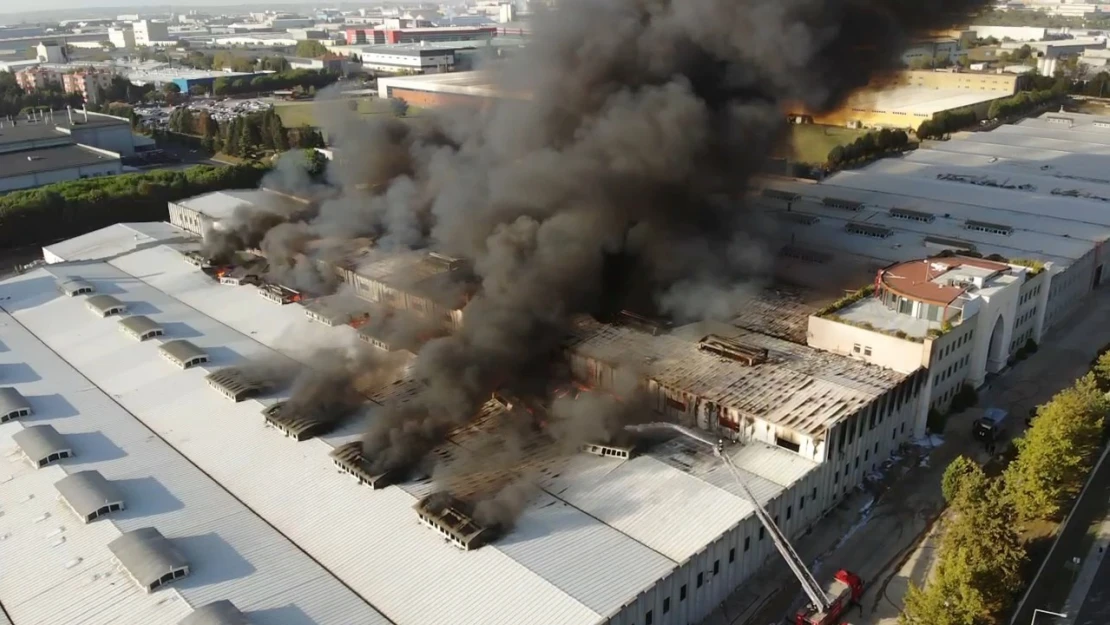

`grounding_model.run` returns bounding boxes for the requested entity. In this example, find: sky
[0,0,315,20]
